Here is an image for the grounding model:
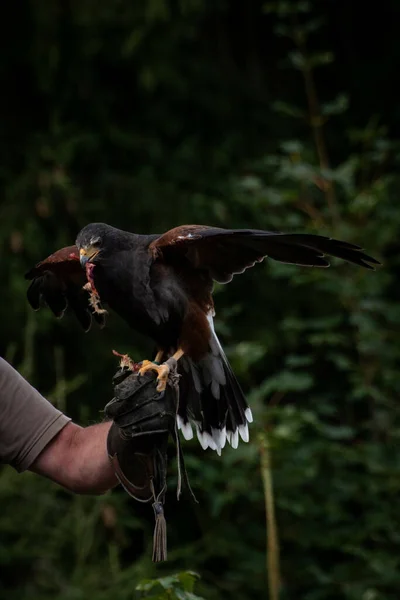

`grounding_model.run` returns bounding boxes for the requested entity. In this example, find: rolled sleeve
[0,358,71,472]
